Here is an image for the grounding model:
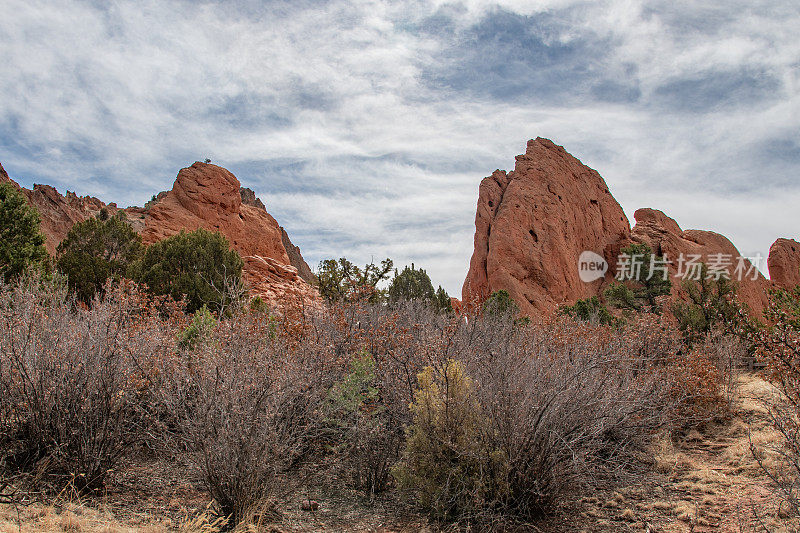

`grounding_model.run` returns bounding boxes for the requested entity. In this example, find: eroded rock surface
[631,208,770,316]
[462,138,630,316]
[769,238,800,290]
